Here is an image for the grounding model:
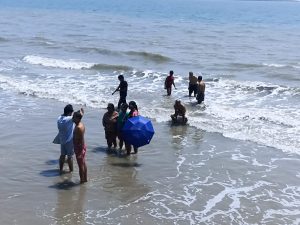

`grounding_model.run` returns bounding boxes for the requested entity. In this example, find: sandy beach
[0,94,299,225]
